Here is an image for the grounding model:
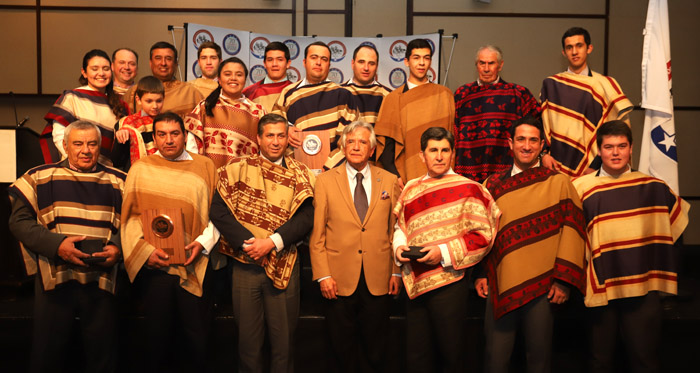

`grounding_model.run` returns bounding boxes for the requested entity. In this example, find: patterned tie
[354,173,368,222]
